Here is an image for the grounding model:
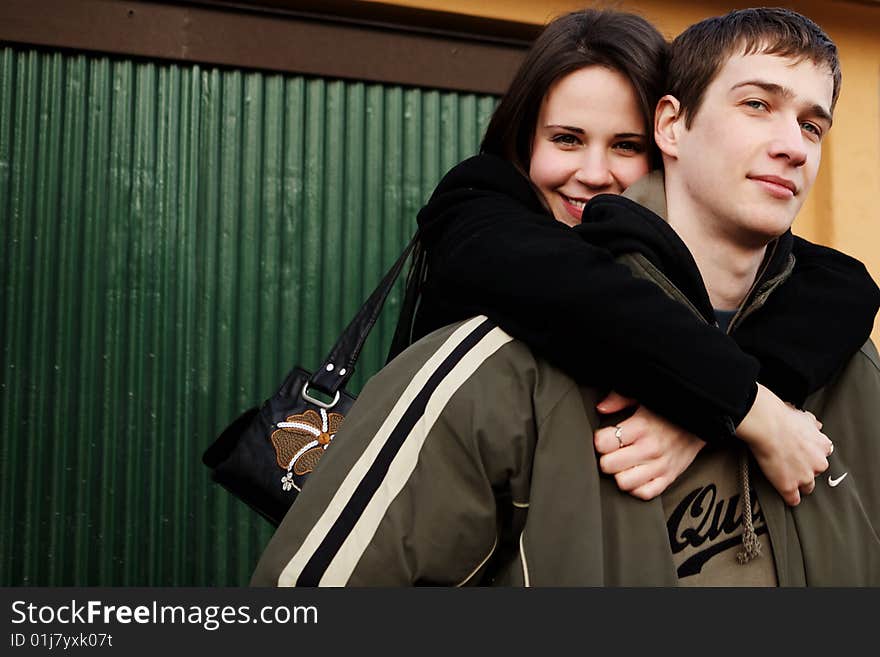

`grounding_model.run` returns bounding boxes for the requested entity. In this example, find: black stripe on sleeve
[297,318,497,585]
